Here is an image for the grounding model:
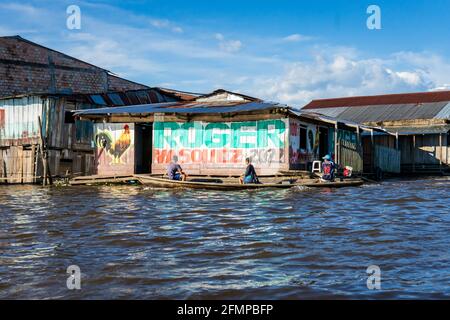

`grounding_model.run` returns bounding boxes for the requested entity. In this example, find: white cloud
[389,70,422,86]
[66,32,163,77]
[215,33,242,53]
[214,33,224,41]
[0,3,41,16]
[282,34,312,42]
[431,84,450,91]
[248,50,447,106]
[149,18,183,33]
[220,40,242,53]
